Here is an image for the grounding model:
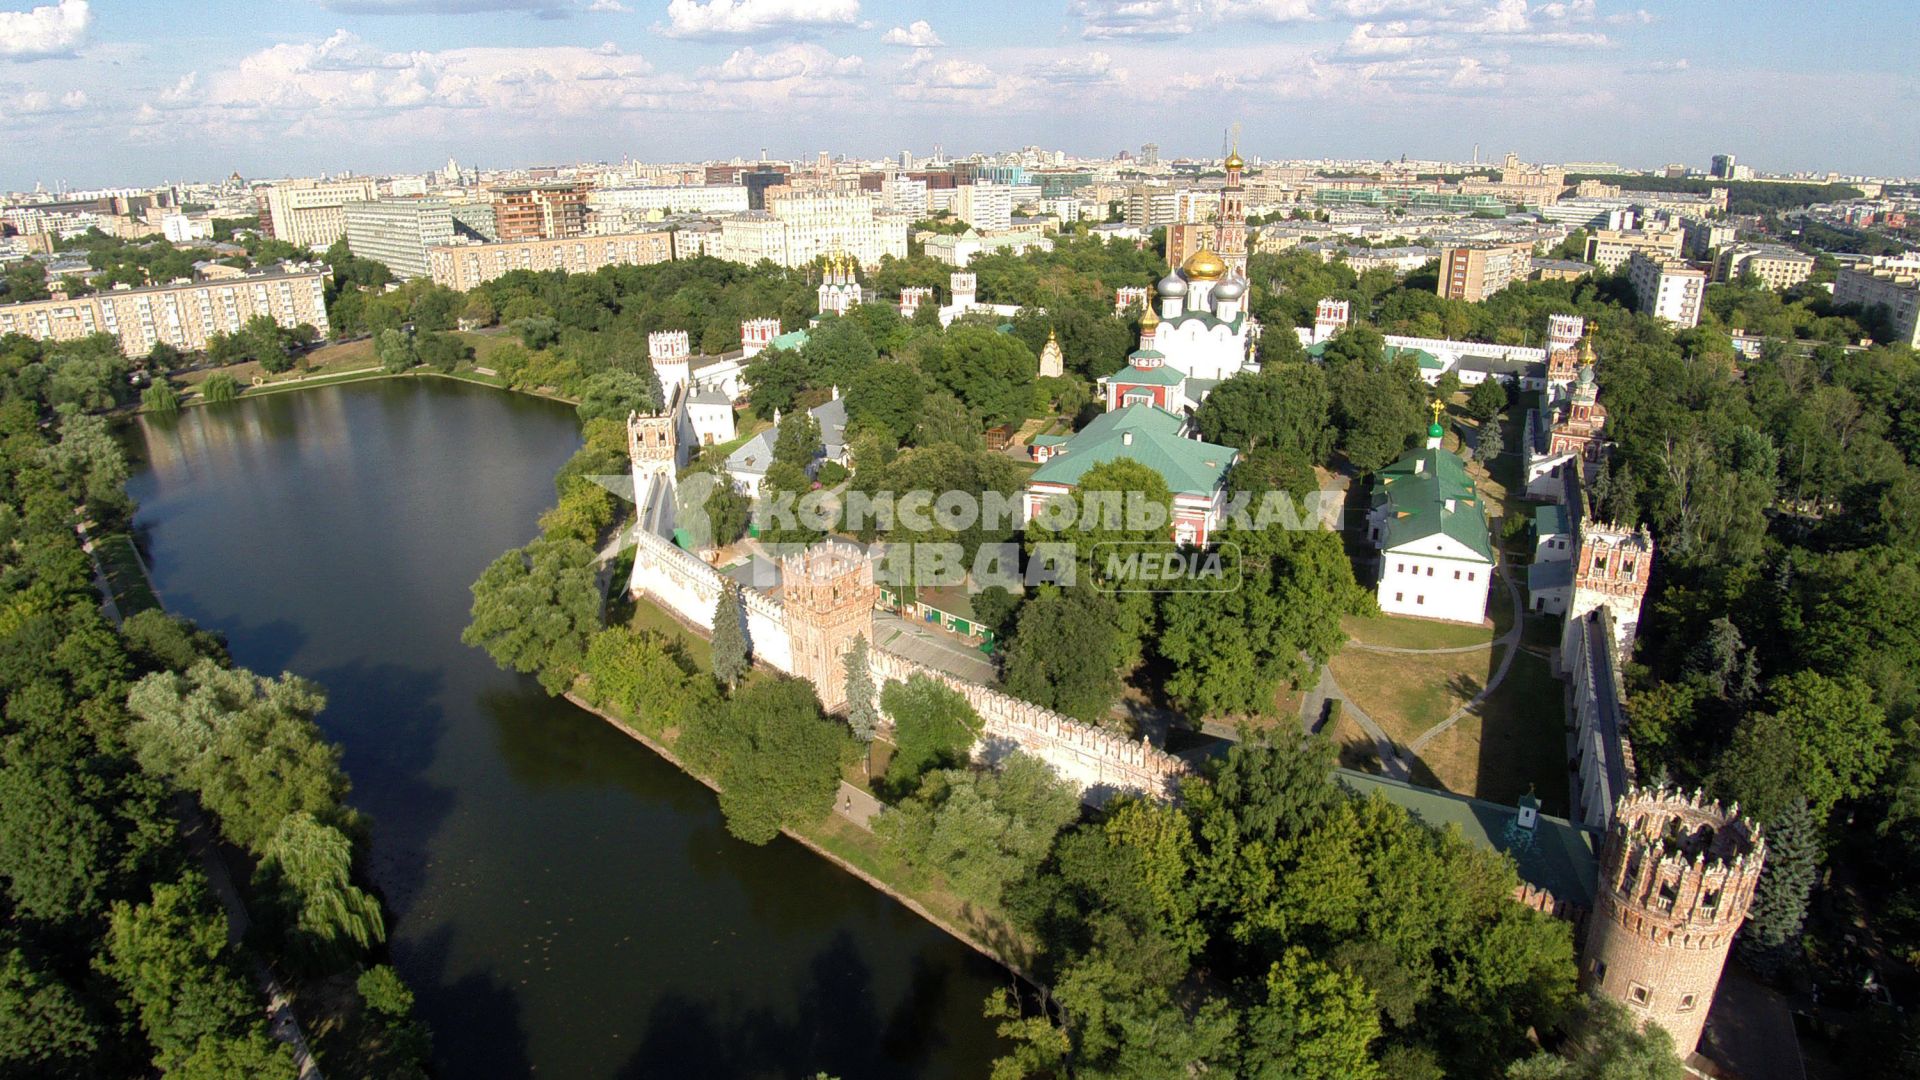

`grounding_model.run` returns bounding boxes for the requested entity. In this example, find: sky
[0,0,1913,190]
